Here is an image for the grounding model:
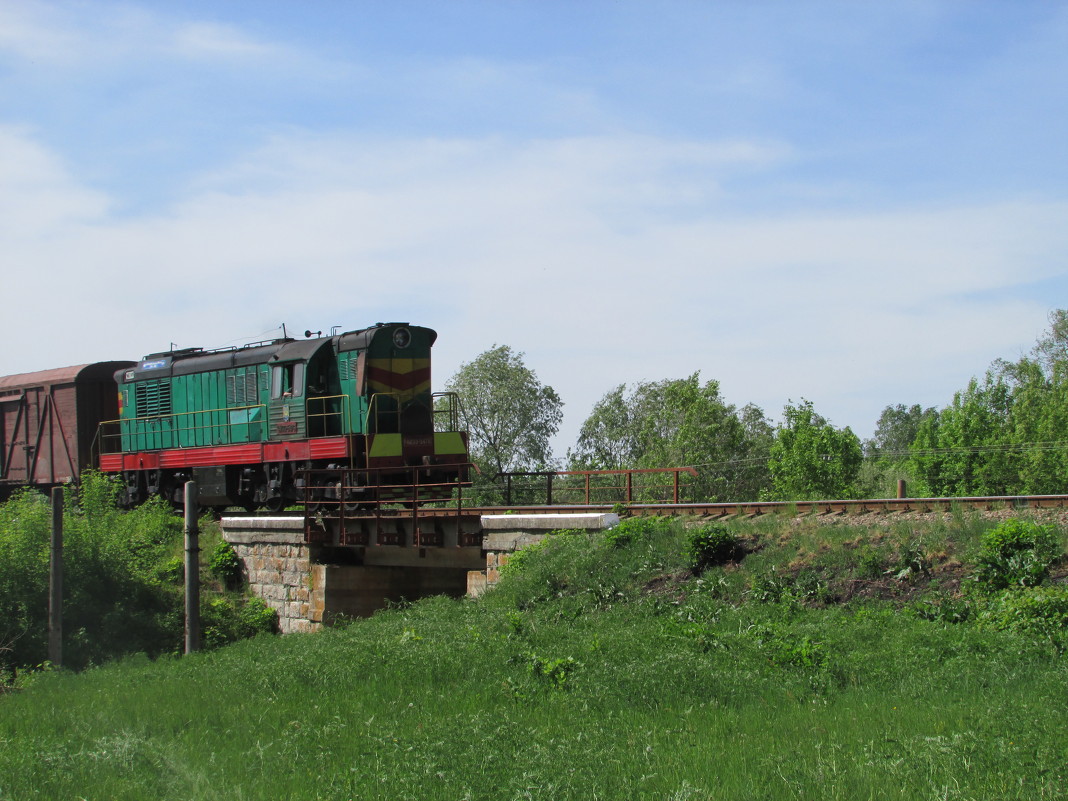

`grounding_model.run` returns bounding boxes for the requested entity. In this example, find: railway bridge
[222,463,1068,633]
[220,511,620,633]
